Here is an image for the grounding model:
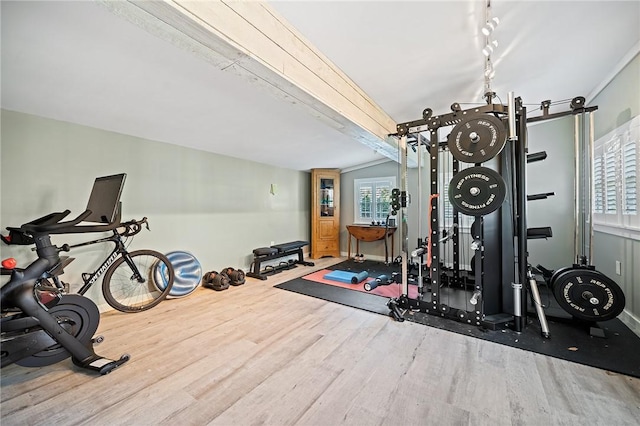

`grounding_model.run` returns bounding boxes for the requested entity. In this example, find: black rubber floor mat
[275,260,640,378]
[275,279,390,316]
